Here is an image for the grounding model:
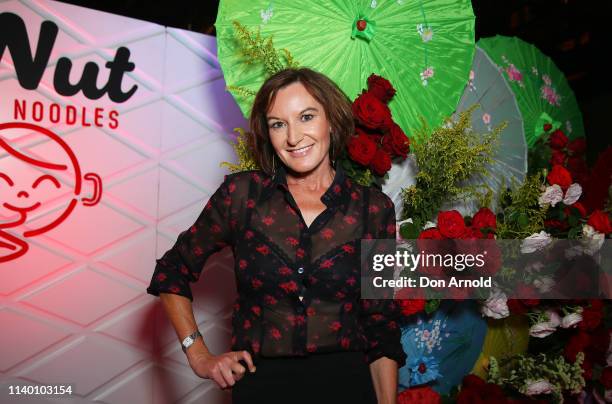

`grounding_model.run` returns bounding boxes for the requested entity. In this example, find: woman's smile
[287,144,314,158]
